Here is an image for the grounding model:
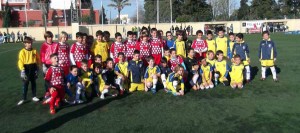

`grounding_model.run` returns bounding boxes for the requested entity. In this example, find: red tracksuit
[44,66,65,110]
[70,42,88,68]
[124,40,137,61]
[57,42,70,75]
[136,41,152,65]
[191,39,208,59]
[150,38,163,65]
[110,42,126,63]
[40,42,58,66]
